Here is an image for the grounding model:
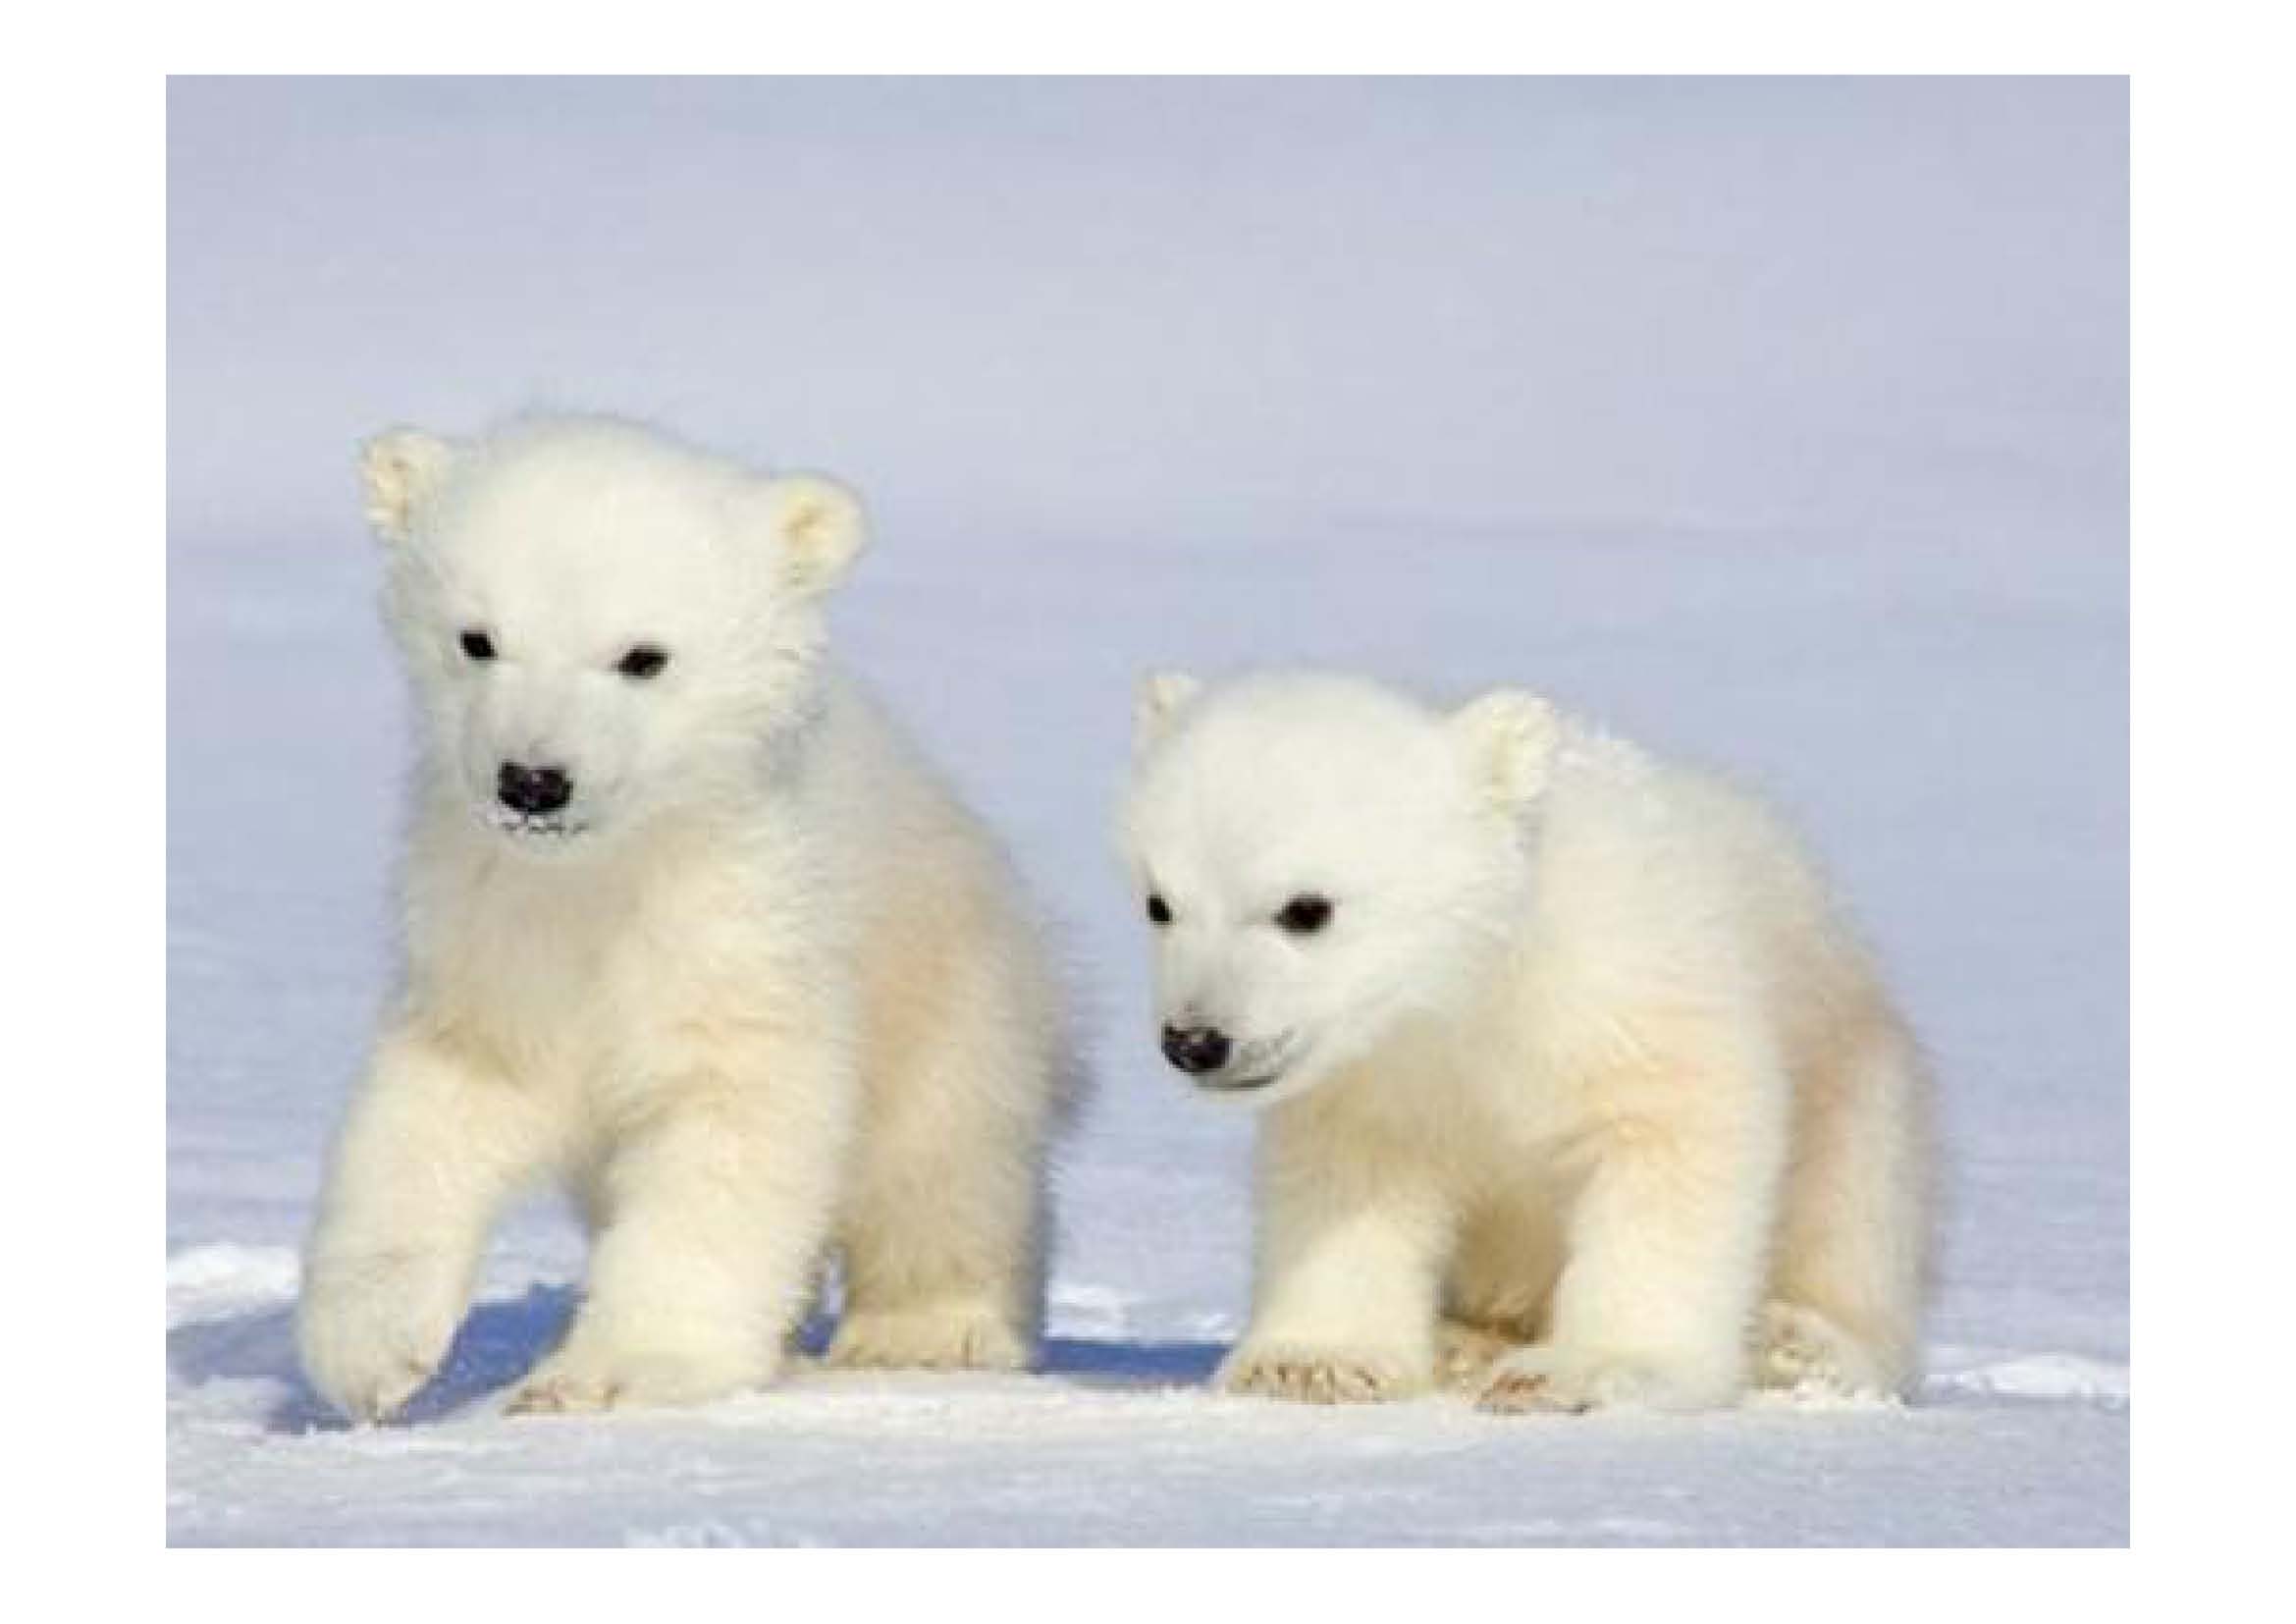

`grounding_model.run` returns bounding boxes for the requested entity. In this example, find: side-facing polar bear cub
[1122,670,1929,1413]
[298,415,1067,1421]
